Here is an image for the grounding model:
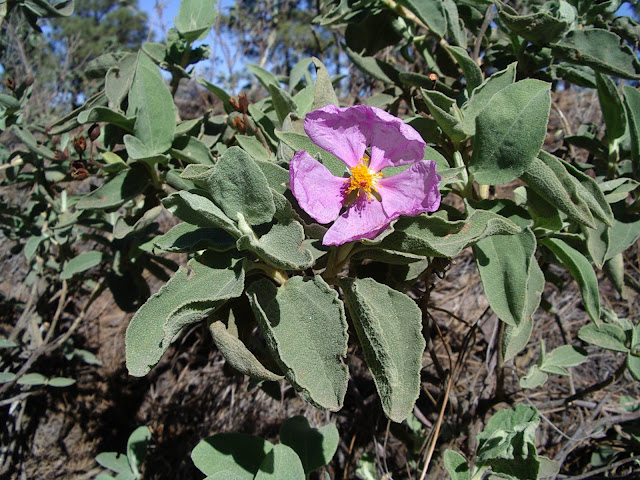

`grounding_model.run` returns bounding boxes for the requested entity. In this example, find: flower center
[345,159,382,200]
